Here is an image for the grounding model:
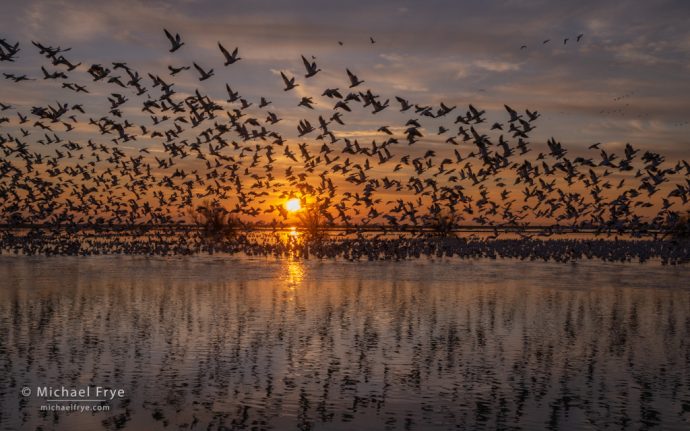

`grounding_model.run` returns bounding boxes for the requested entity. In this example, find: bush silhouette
[189,200,240,240]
